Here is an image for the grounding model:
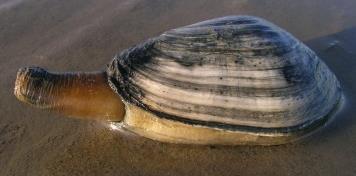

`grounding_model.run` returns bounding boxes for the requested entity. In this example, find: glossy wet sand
[1,0,356,175]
